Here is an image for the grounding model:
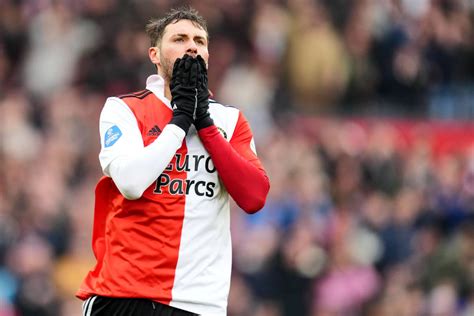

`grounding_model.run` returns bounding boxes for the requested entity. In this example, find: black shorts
[82,296,199,316]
